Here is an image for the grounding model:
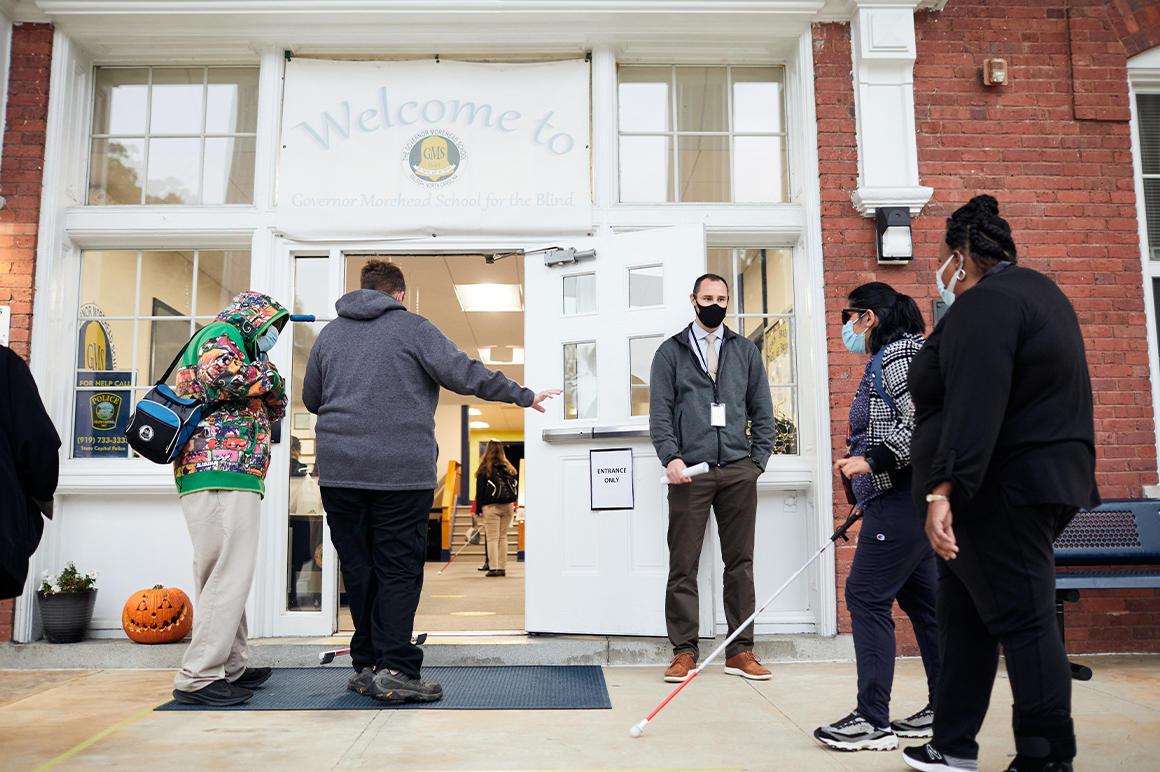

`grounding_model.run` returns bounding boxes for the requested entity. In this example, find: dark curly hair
[944,194,1017,267]
[361,259,406,294]
[847,281,925,355]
